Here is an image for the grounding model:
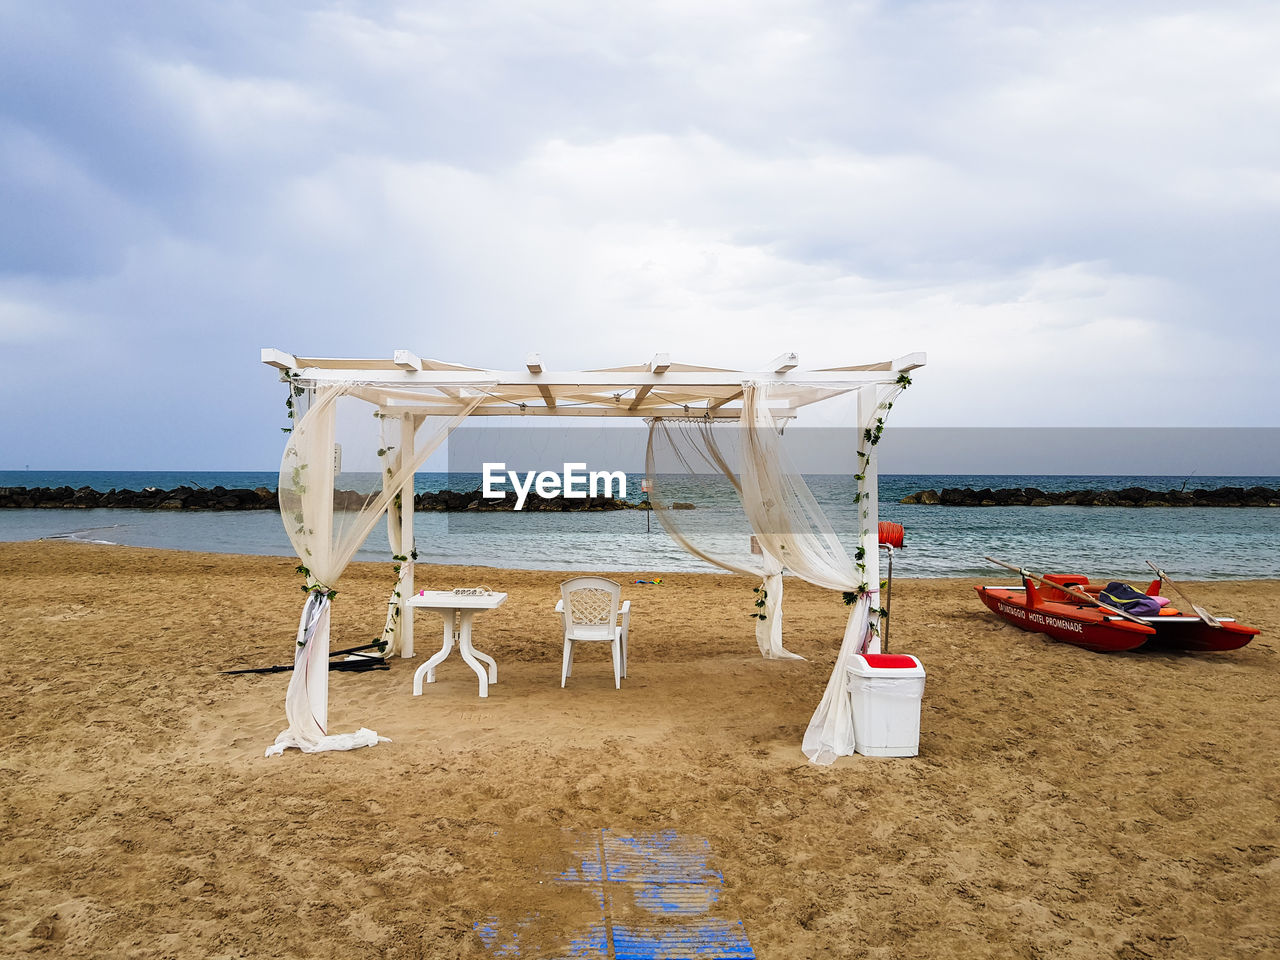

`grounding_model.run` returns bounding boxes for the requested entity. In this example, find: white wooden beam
[267,348,926,392]
[817,352,928,374]
[709,388,744,411]
[261,348,297,370]
[378,403,797,419]
[629,354,671,409]
[294,368,904,387]
[393,349,423,371]
[525,352,555,407]
[771,352,798,373]
[894,351,927,372]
